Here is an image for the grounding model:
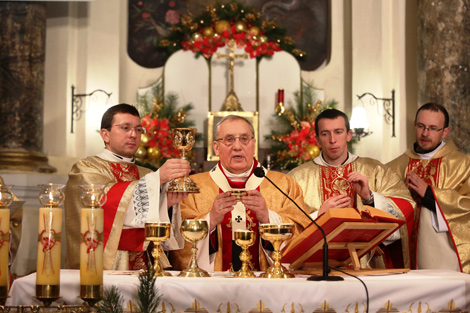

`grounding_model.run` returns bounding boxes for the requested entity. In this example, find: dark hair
[415,103,449,128]
[315,109,350,134]
[100,103,140,130]
[214,115,255,139]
